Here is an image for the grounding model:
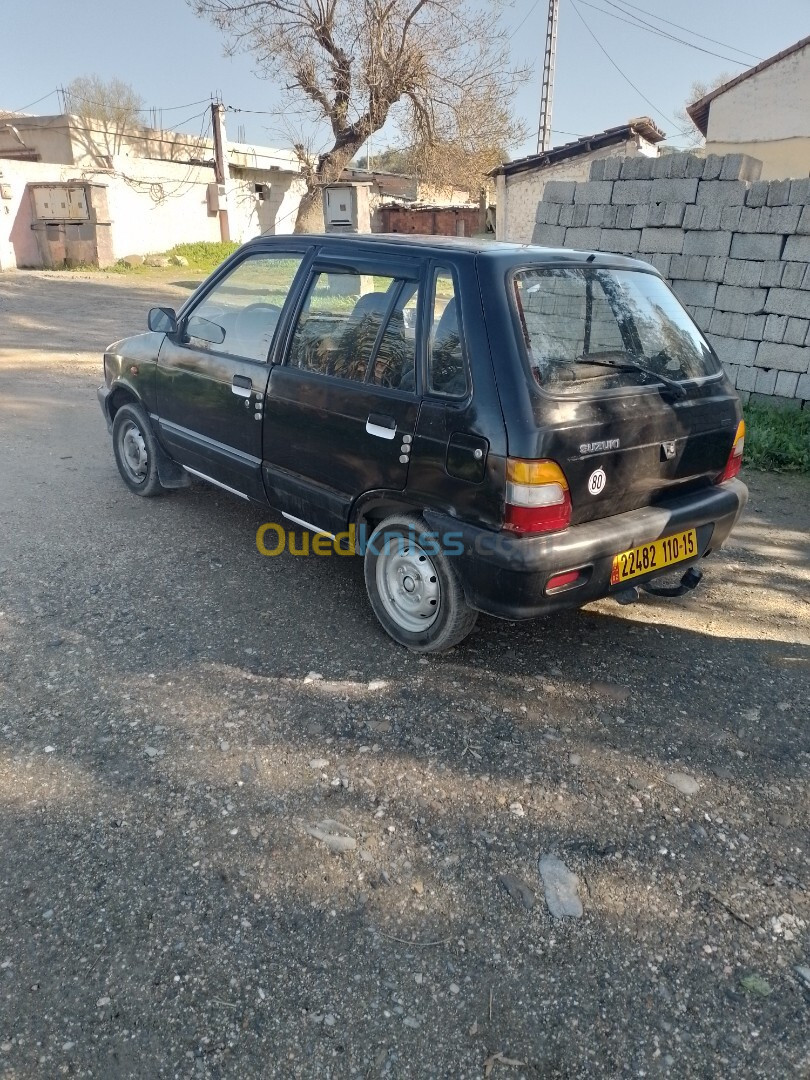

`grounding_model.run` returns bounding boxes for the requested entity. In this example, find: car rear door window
[288,270,418,390]
[185,252,305,363]
[428,269,468,398]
